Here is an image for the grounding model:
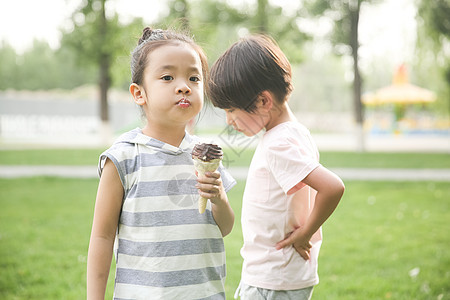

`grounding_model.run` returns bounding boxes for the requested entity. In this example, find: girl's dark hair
[208,34,293,112]
[130,27,208,92]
